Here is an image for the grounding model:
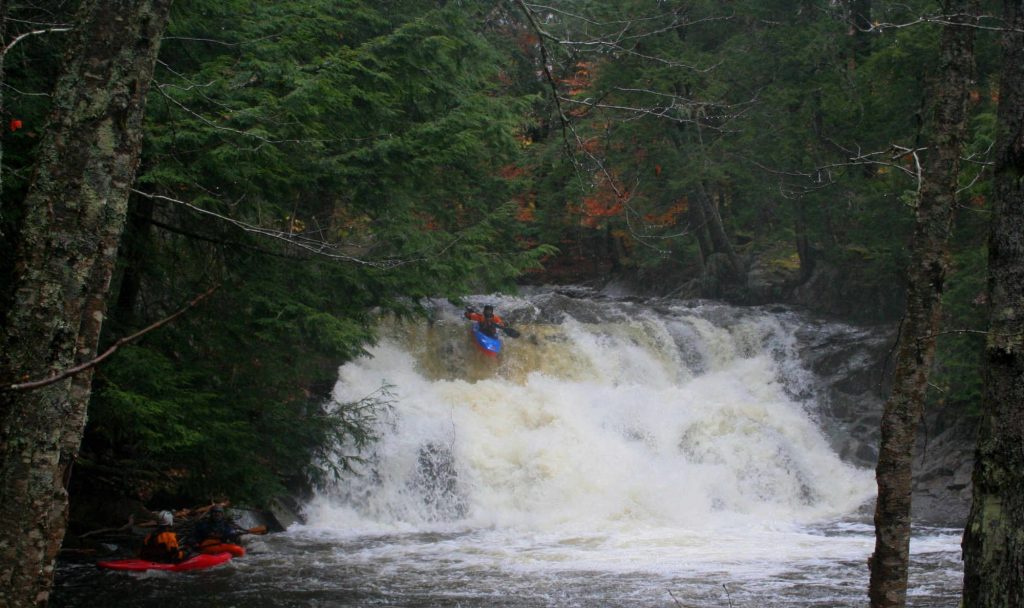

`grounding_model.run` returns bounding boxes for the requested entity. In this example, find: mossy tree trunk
[0,1,172,606]
[961,0,1024,604]
[867,1,977,606]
